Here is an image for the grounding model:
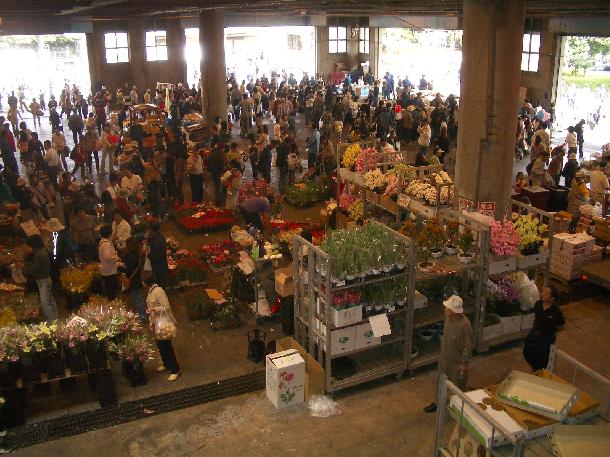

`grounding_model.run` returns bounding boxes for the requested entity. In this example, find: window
[104,32,129,63]
[328,26,347,54]
[359,27,370,54]
[521,33,540,72]
[146,30,168,61]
